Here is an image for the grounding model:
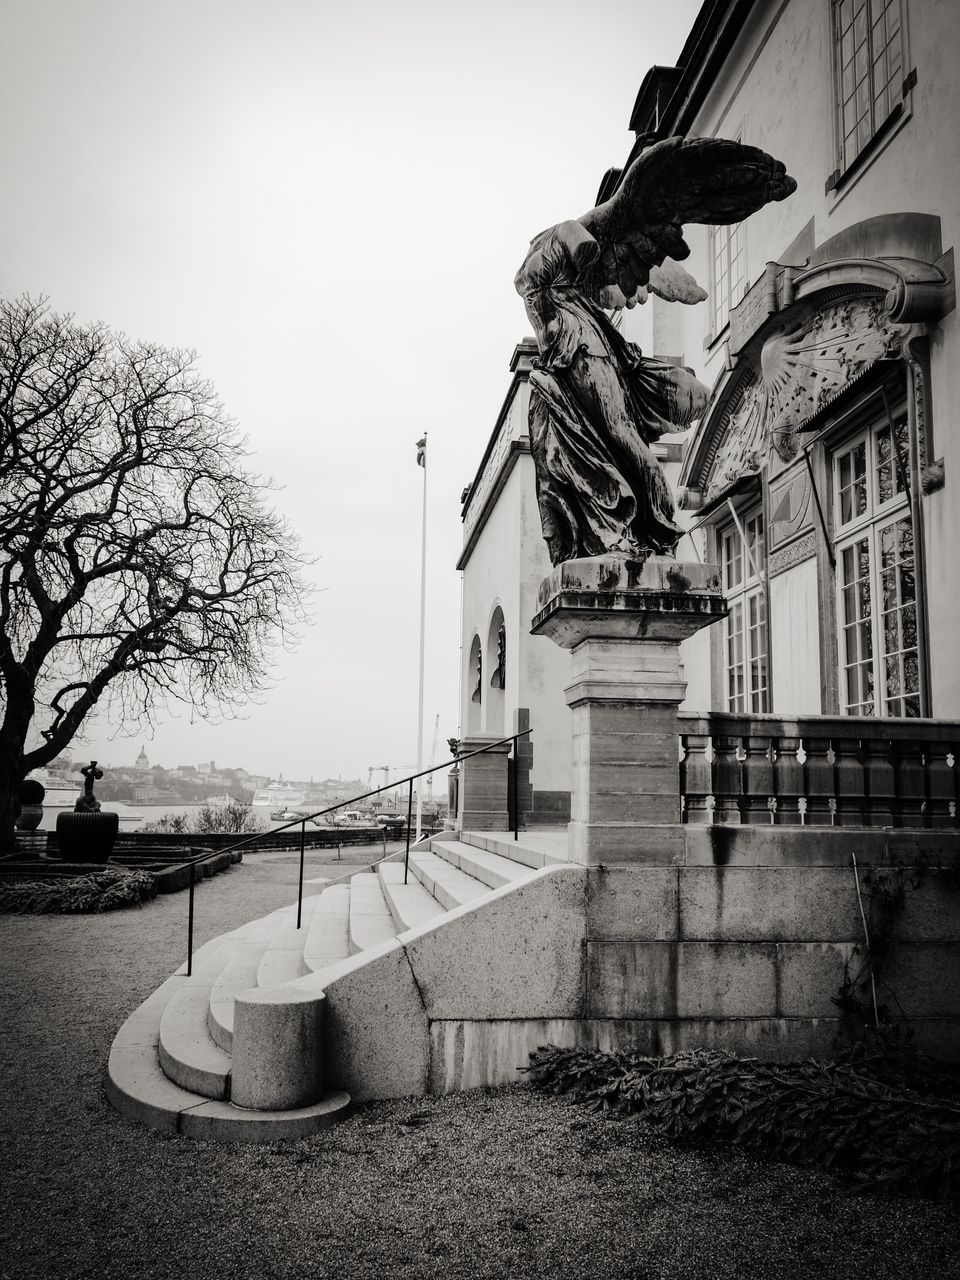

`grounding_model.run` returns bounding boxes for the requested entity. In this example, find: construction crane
[426,714,440,803]
[367,764,415,807]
